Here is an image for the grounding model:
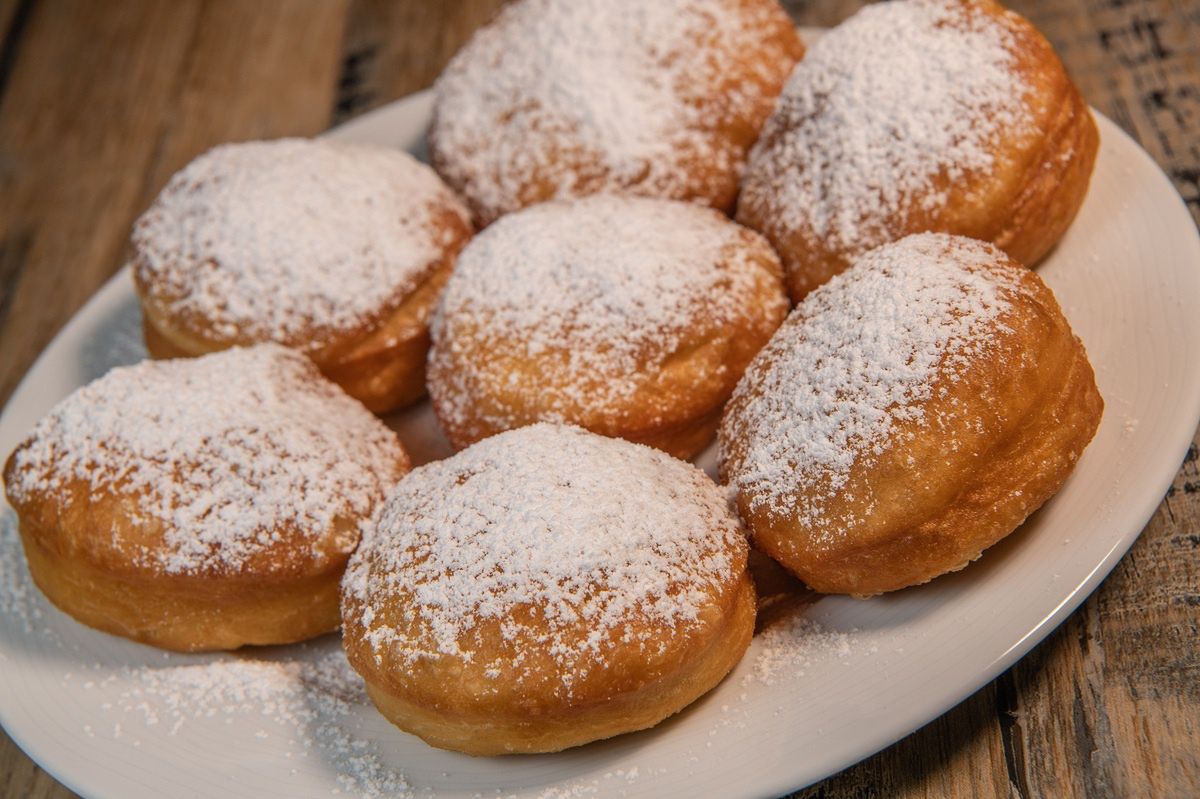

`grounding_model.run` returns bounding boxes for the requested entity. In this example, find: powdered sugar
[746,615,855,687]
[429,195,785,429]
[133,138,469,348]
[86,649,414,798]
[0,510,49,636]
[430,0,799,223]
[720,233,1017,533]
[6,344,408,575]
[740,0,1031,255]
[343,424,745,691]
[0,513,415,795]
